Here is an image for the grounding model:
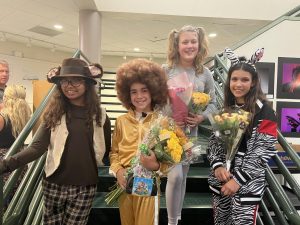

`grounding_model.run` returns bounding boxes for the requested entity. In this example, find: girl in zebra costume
[207,48,277,225]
